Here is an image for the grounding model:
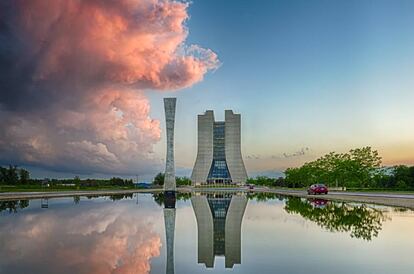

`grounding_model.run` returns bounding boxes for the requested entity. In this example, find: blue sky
[148,0,414,176]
